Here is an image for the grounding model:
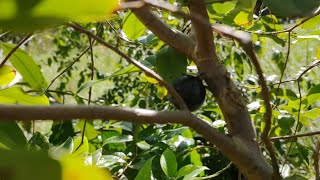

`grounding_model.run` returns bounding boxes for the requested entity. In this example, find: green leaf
[49,121,75,145]
[190,149,203,167]
[103,135,133,145]
[156,46,188,83]
[72,136,89,156]
[183,166,209,180]
[28,131,50,151]
[0,43,48,90]
[134,156,154,180]
[0,121,27,150]
[211,2,235,14]
[0,150,61,180]
[177,164,199,178]
[302,108,320,119]
[275,115,295,135]
[307,84,320,95]
[223,0,256,25]
[160,148,177,178]
[0,0,118,32]
[50,137,74,159]
[123,12,146,40]
[271,88,298,101]
[283,175,308,180]
[264,0,320,18]
[0,86,49,104]
[0,65,16,86]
